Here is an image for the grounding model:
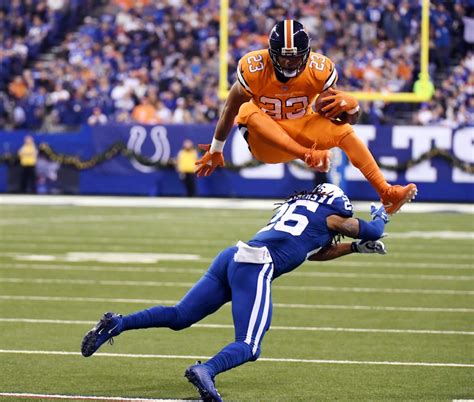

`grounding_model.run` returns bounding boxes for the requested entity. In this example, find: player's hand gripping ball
[314,88,359,125]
